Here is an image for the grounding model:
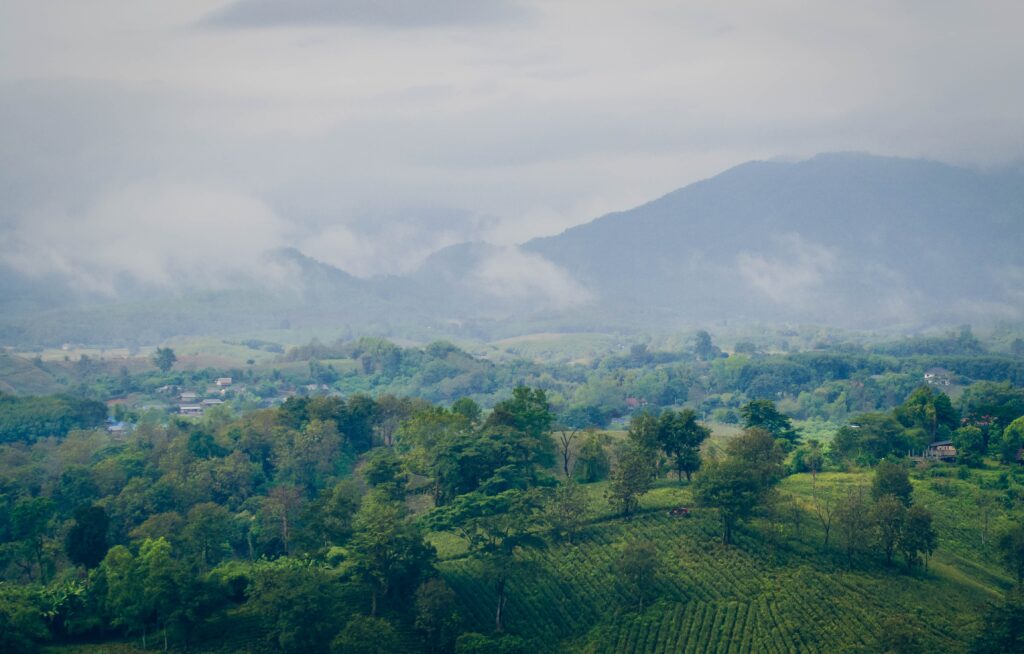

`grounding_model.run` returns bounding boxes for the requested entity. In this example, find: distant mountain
[515,152,1024,327]
[1,153,1021,346]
